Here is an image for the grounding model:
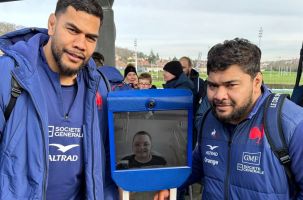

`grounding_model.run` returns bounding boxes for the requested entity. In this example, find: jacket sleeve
[289,120,303,199]
[97,76,119,200]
